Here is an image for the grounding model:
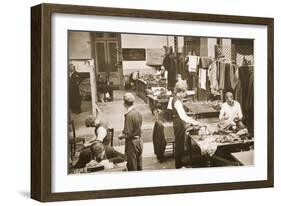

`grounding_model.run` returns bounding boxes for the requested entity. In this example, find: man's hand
[192,120,200,126]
